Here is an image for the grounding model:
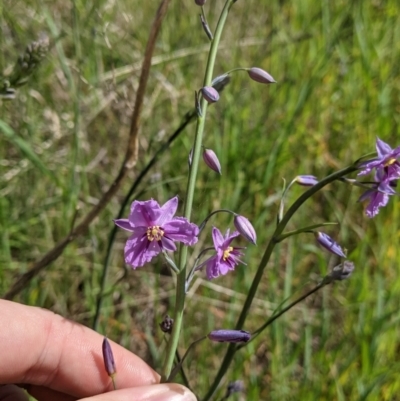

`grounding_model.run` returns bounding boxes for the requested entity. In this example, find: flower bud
[201,86,220,103]
[315,232,346,258]
[295,175,318,186]
[102,337,117,377]
[200,14,213,40]
[211,74,231,93]
[247,67,276,84]
[195,0,206,5]
[203,148,221,174]
[159,315,174,334]
[234,215,257,245]
[322,261,355,284]
[208,329,251,343]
